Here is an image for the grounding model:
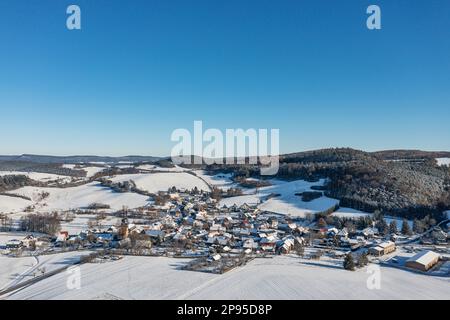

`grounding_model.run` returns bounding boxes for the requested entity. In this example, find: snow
[0,255,36,291]
[82,167,106,178]
[7,182,152,212]
[331,207,370,218]
[114,165,134,169]
[109,172,210,193]
[0,250,88,291]
[0,171,72,183]
[407,250,440,266]
[220,179,338,217]
[60,214,122,234]
[62,165,106,178]
[384,216,413,229]
[62,164,77,169]
[330,208,414,228]
[0,195,32,213]
[436,158,450,166]
[137,164,190,172]
[136,164,156,170]
[5,255,449,300]
[193,171,236,191]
